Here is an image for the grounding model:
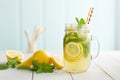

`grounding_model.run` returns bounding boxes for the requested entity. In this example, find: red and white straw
[86,8,94,24]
